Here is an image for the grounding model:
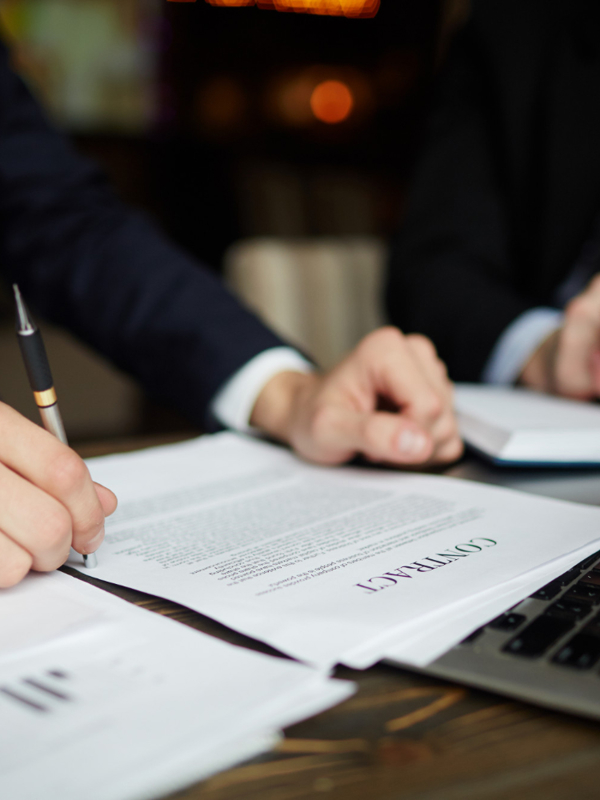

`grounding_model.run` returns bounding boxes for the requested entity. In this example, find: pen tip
[13,284,36,333]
